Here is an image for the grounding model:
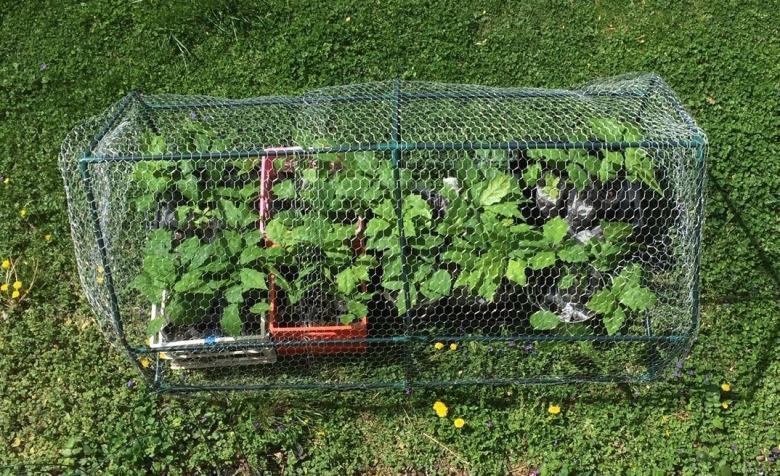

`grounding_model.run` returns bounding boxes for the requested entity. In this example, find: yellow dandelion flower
[12,281,22,290]
[19,208,27,218]
[97,266,105,274]
[1,259,10,269]
[2,177,9,185]
[721,401,729,409]
[449,343,458,351]
[720,383,731,392]
[96,276,105,285]
[139,356,152,368]
[44,234,52,242]
[0,283,8,292]
[434,342,444,350]
[433,400,448,418]
[548,404,561,415]
[12,290,21,299]
[453,418,465,429]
